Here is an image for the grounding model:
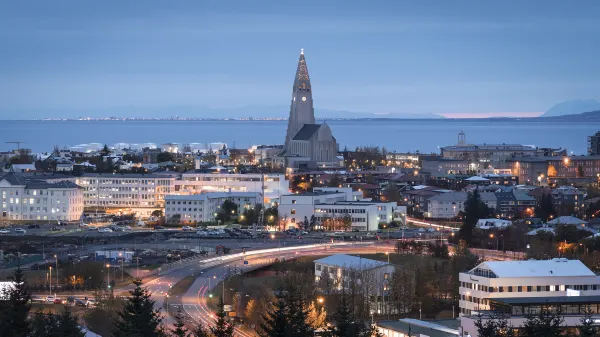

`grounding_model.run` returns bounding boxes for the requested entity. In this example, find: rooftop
[377,319,459,337]
[490,295,600,306]
[283,191,341,197]
[80,173,175,179]
[547,216,588,225]
[314,254,389,271]
[469,258,596,278]
[293,124,321,141]
[165,192,261,201]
